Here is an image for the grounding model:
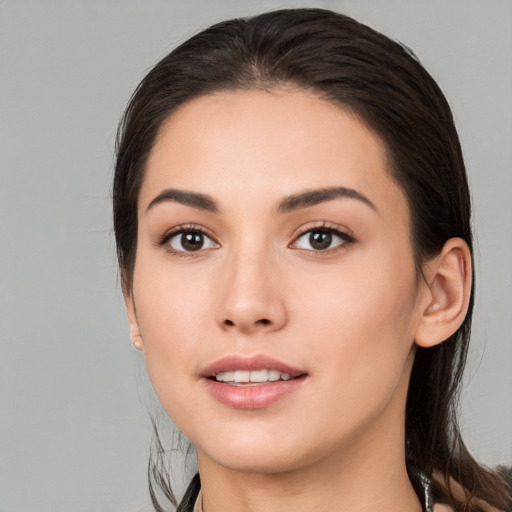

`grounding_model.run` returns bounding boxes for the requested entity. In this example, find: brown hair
[113,8,510,511]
